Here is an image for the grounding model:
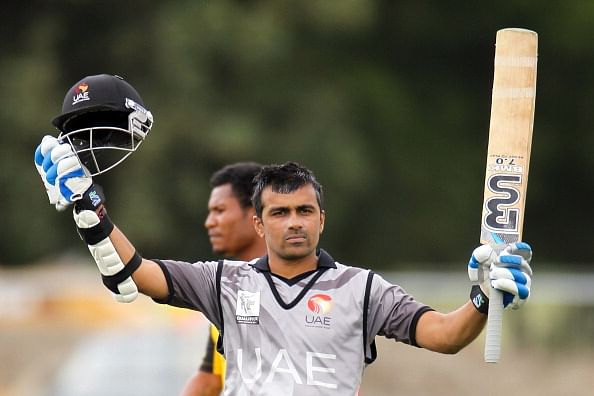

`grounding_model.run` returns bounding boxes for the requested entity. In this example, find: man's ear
[253,215,265,238]
[319,210,325,234]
